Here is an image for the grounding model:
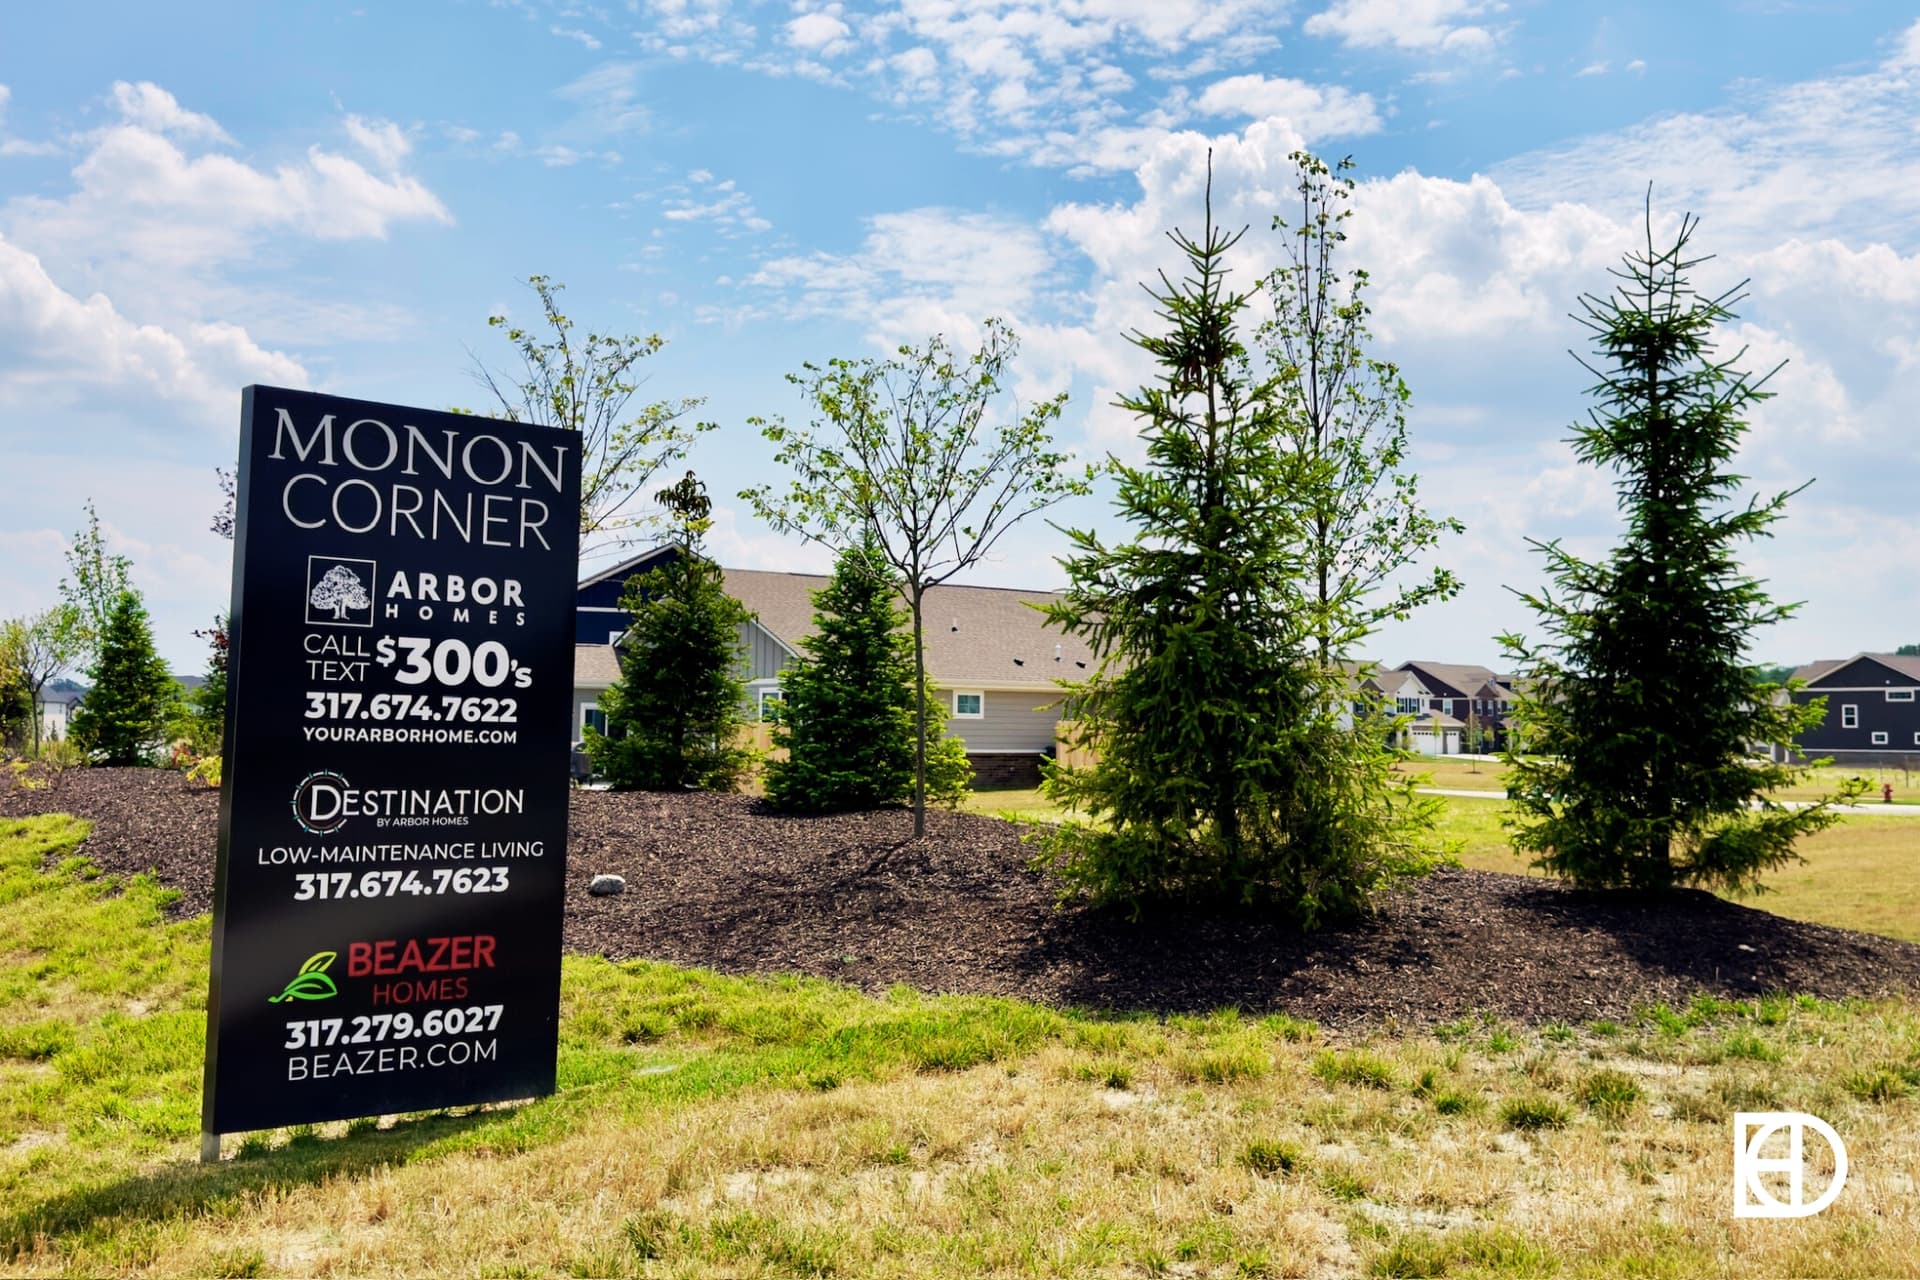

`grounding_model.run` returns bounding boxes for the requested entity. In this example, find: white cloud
[1491,29,1920,249]
[769,71,1920,658]
[1191,74,1382,137]
[1302,0,1503,53]
[658,169,772,234]
[746,207,1057,354]
[786,11,853,56]
[1625,58,1646,74]
[620,0,1299,169]
[343,114,411,171]
[554,63,651,138]
[551,25,603,49]
[109,80,233,143]
[0,232,306,424]
[1576,60,1608,77]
